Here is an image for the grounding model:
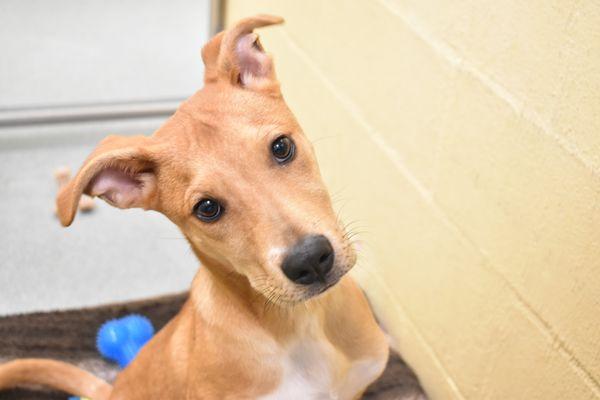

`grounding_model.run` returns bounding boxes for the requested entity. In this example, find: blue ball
[122,315,154,344]
[97,320,129,360]
[96,314,155,368]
